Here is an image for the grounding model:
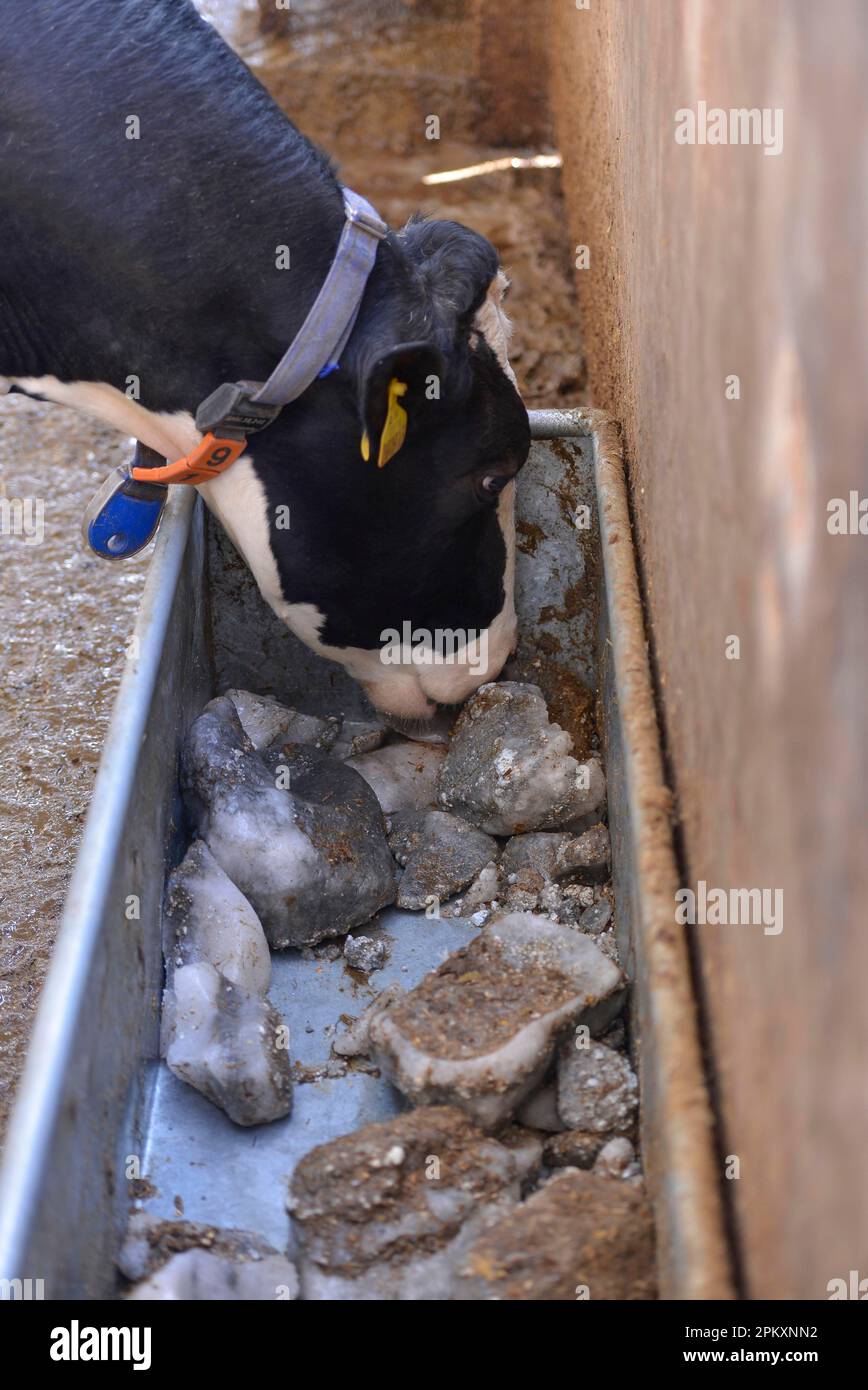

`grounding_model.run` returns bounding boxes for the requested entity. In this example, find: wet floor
[0,0,583,1140]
